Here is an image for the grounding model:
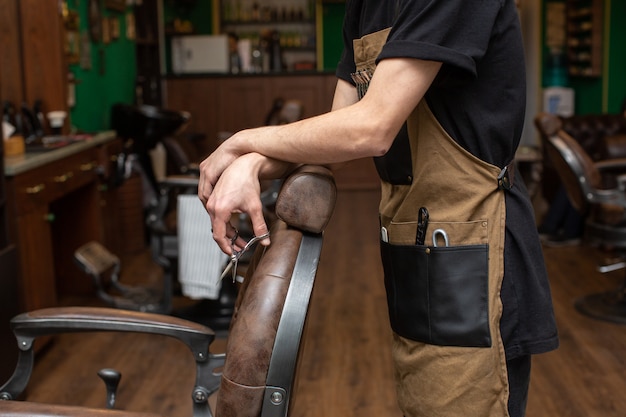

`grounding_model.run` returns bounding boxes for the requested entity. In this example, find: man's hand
[197,138,240,209]
[203,153,269,254]
[200,151,297,254]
